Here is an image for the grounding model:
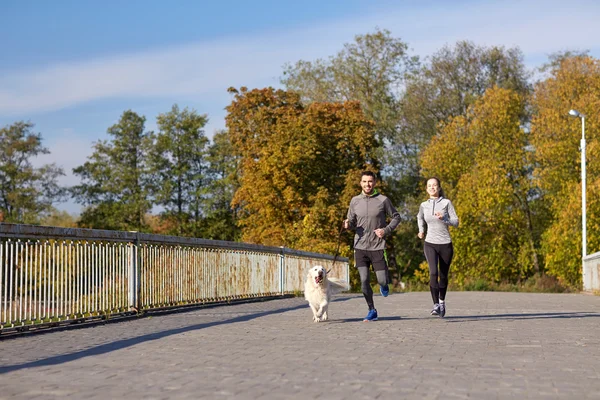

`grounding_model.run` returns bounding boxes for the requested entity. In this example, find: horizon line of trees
[1,29,598,290]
